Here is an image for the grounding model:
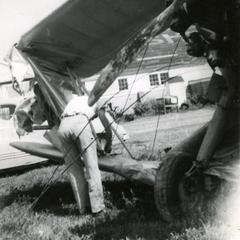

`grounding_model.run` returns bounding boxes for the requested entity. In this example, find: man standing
[57,81,105,215]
